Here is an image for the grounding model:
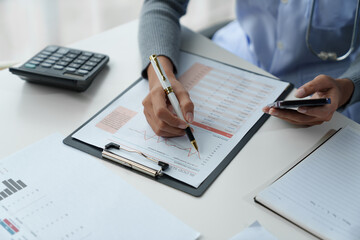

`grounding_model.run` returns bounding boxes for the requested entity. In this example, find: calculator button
[45,59,56,64]
[69,50,81,55]
[80,65,93,71]
[66,53,77,58]
[44,46,58,52]
[41,63,52,68]
[69,63,81,68]
[78,55,89,61]
[85,61,97,67]
[73,59,85,64]
[57,61,69,66]
[24,63,36,69]
[49,56,60,61]
[56,48,69,54]
[37,54,48,58]
[62,57,73,62]
[89,57,101,62]
[82,52,93,57]
[53,53,64,58]
[53,65,64,70]
[33,57,44,62]
[41,51,52,55]
[76,69,89,75]
[65,67,76,72]
[94,54,105,59]
[29,60,40,65]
